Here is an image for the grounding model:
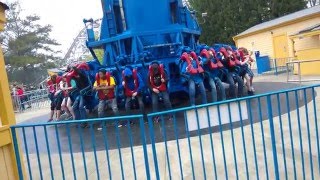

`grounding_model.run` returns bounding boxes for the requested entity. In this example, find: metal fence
[256,57,296,75]
[11,84,320,179]
[287,59,320,83]
[270,57,296,75]
[12,89,50,113]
